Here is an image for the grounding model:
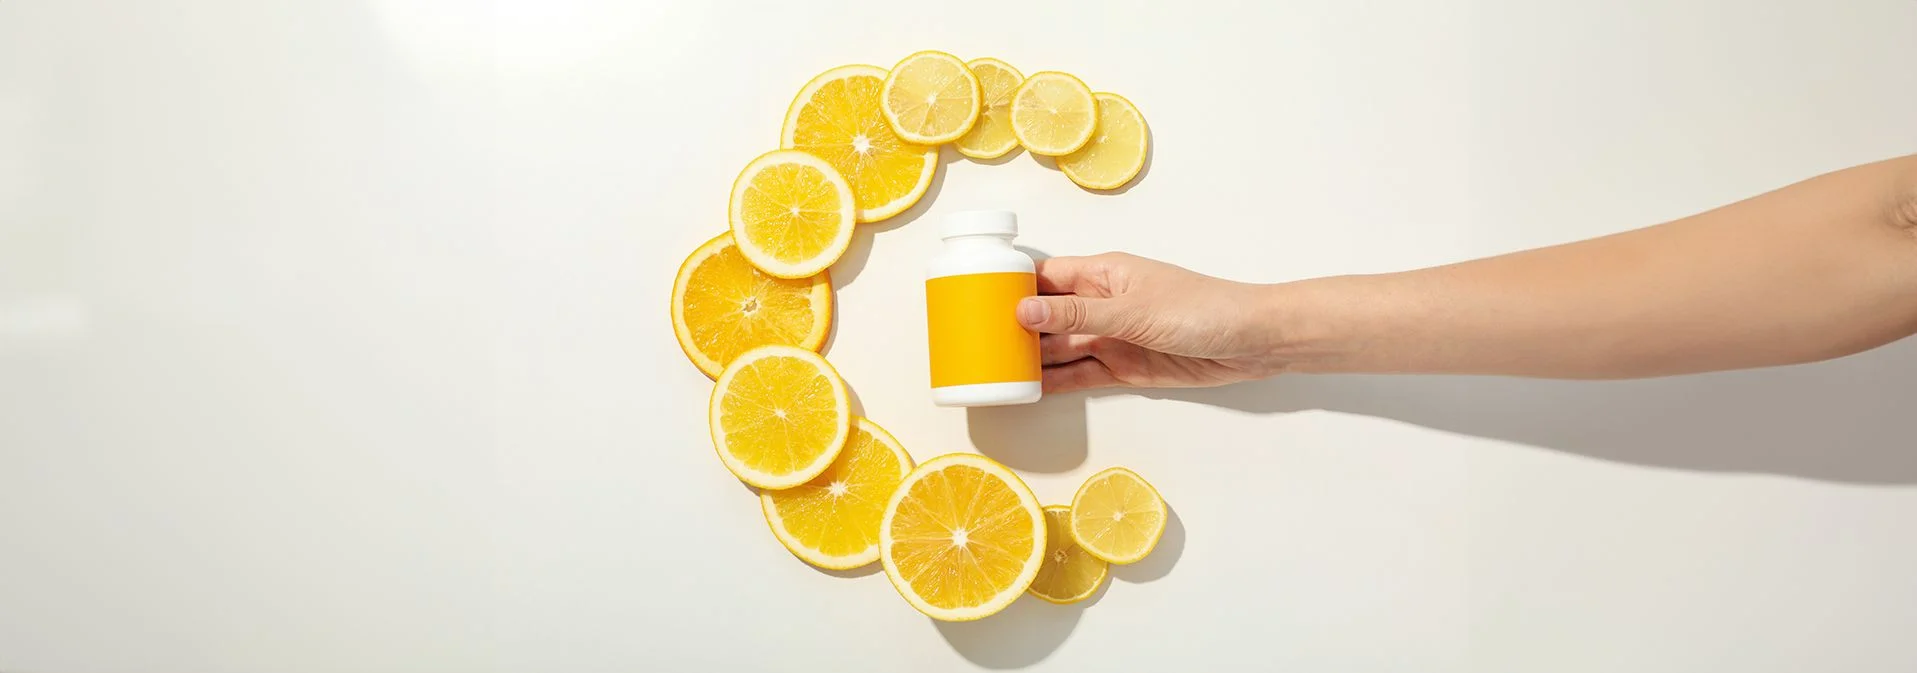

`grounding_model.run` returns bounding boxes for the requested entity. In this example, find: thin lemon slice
[727,149,856,279]
[1058,93,1149,191]
[954,58,1024,160]
[1010,71,1097,156]
[1069,467,1166,565]
[782,65,940,223]
[1027,505,1110,604]
[880,50,981,145]
[880,453,1046,622]
[761,418,915,569]
[670,233,833,378]
[709,345,852,489]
